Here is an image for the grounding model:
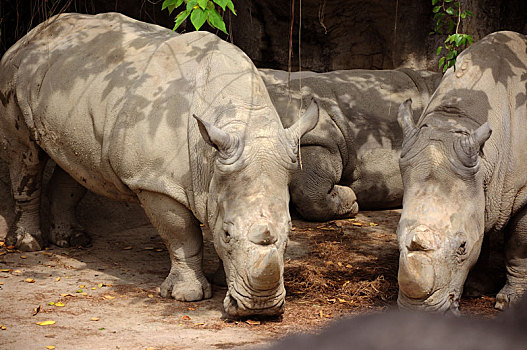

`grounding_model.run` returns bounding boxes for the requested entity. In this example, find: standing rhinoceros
[396,31,527,313]
[0,12,319,317]
[259,68,441,221]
